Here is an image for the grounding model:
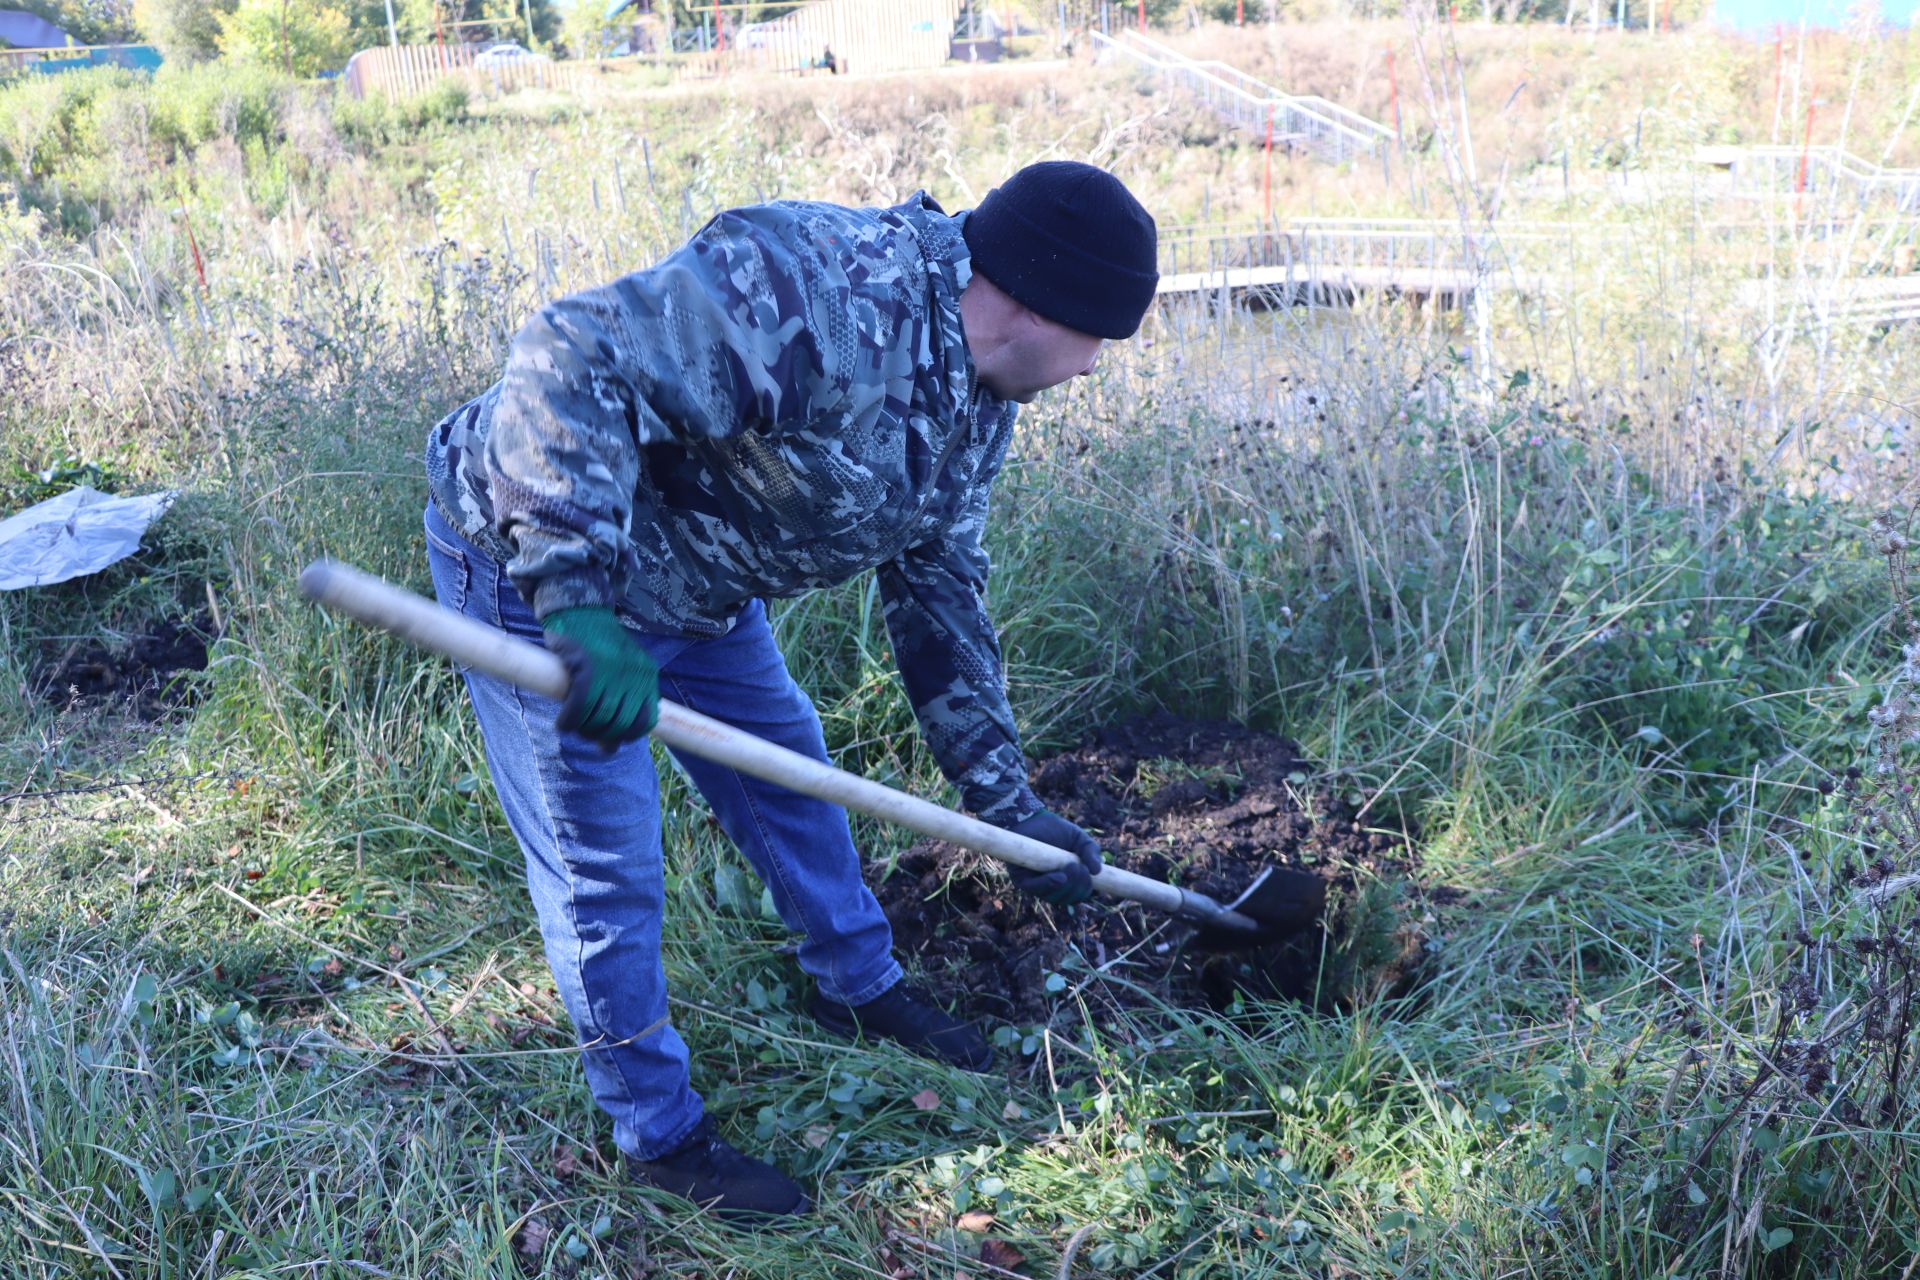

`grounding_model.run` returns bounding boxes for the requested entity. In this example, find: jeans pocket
[424,525,471,653]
